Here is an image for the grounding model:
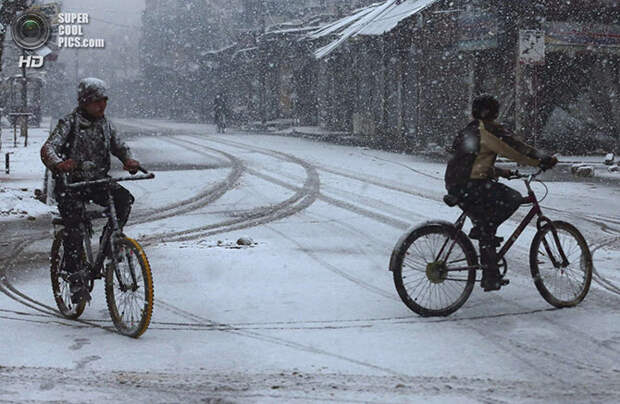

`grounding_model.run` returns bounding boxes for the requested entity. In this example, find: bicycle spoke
[393,226,476,316]
[534,225,590,305]
[109,245,148,333]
